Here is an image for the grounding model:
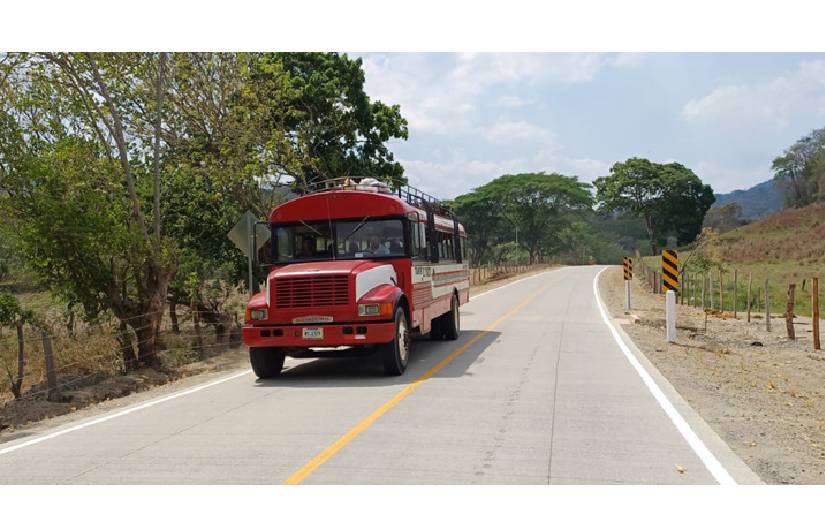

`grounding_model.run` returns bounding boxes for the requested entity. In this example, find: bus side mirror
[253,220,271,268]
